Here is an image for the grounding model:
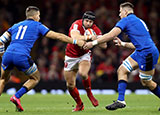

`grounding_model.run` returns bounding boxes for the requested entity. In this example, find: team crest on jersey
[64,62,68,68]
[141,65,143,69]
